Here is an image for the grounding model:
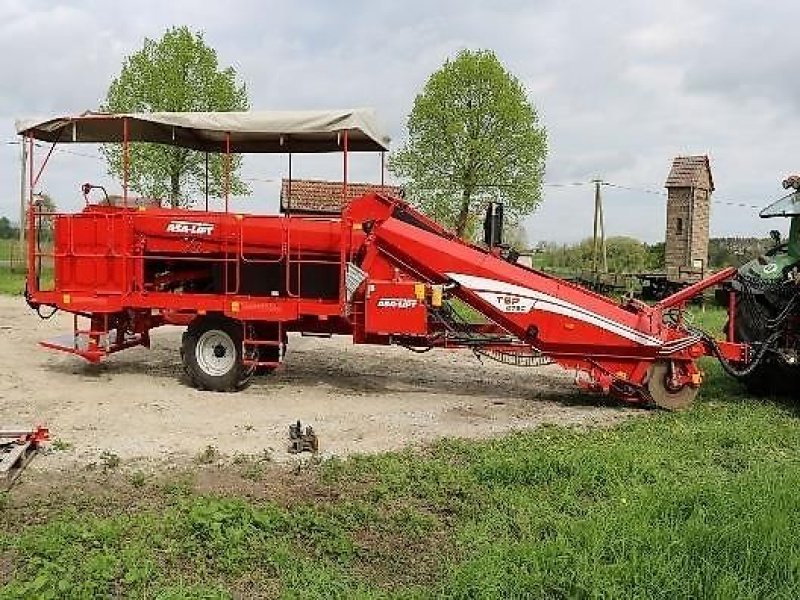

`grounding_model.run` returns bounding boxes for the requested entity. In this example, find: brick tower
[664,156,713,281]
